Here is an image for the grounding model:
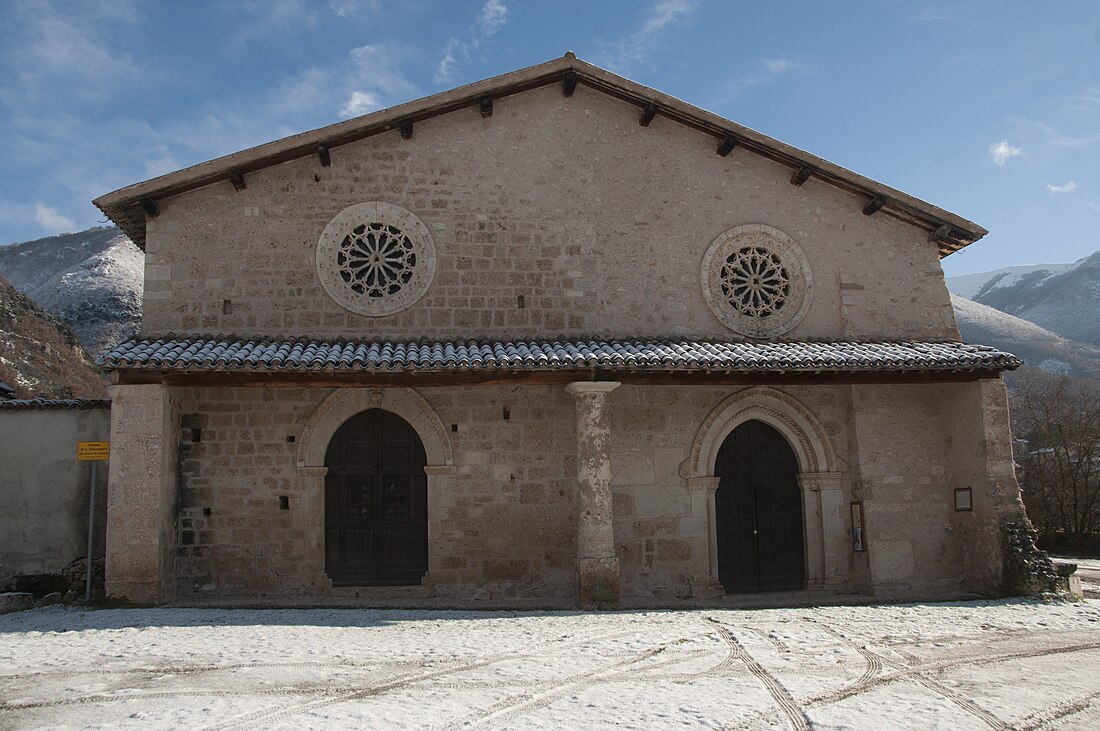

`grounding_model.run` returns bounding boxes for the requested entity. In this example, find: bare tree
[1011,369,1100,548]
